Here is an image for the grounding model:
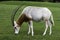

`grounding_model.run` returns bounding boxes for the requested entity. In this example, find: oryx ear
[14,21,17,26]
[14,21,16,24]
